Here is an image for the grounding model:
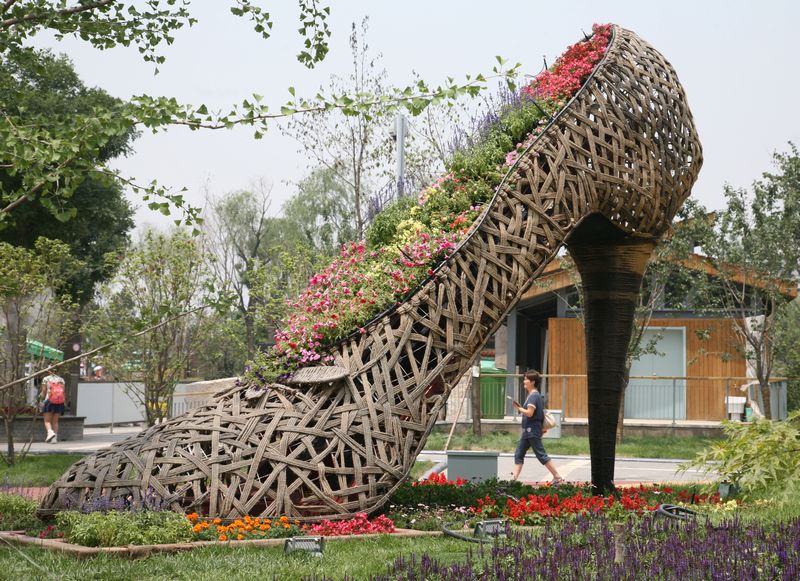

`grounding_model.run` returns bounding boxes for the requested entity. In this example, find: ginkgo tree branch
[1,0,114,28]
